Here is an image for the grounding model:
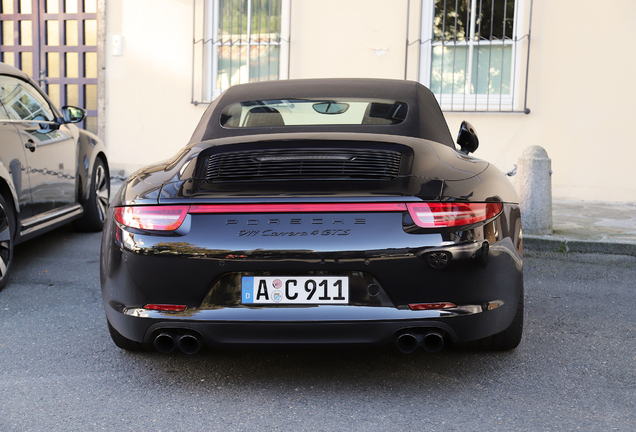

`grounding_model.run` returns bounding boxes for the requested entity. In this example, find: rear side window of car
[0,75,55,122]
[220,99,408,128]
[0,76,14,120]
[0,99,9,120]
